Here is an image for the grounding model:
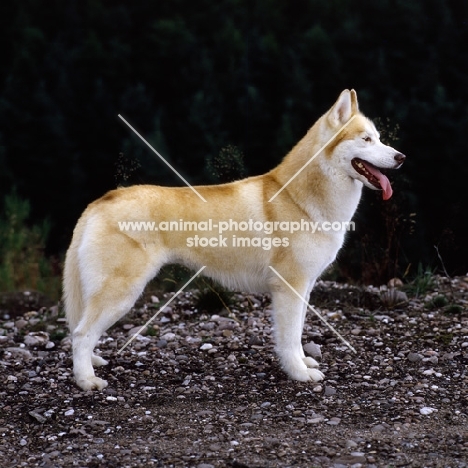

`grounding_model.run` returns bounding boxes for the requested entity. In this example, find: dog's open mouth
[351,158,393,200]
